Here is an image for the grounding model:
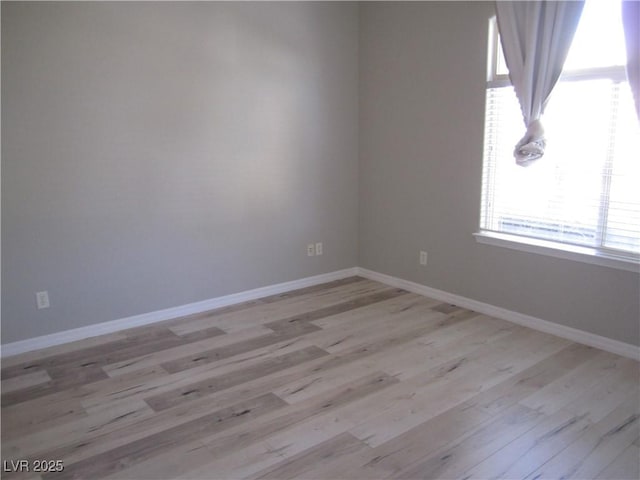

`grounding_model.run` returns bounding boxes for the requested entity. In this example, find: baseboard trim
[356,267,640,361]
[4,266,638,361]
[1,268,359,358]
